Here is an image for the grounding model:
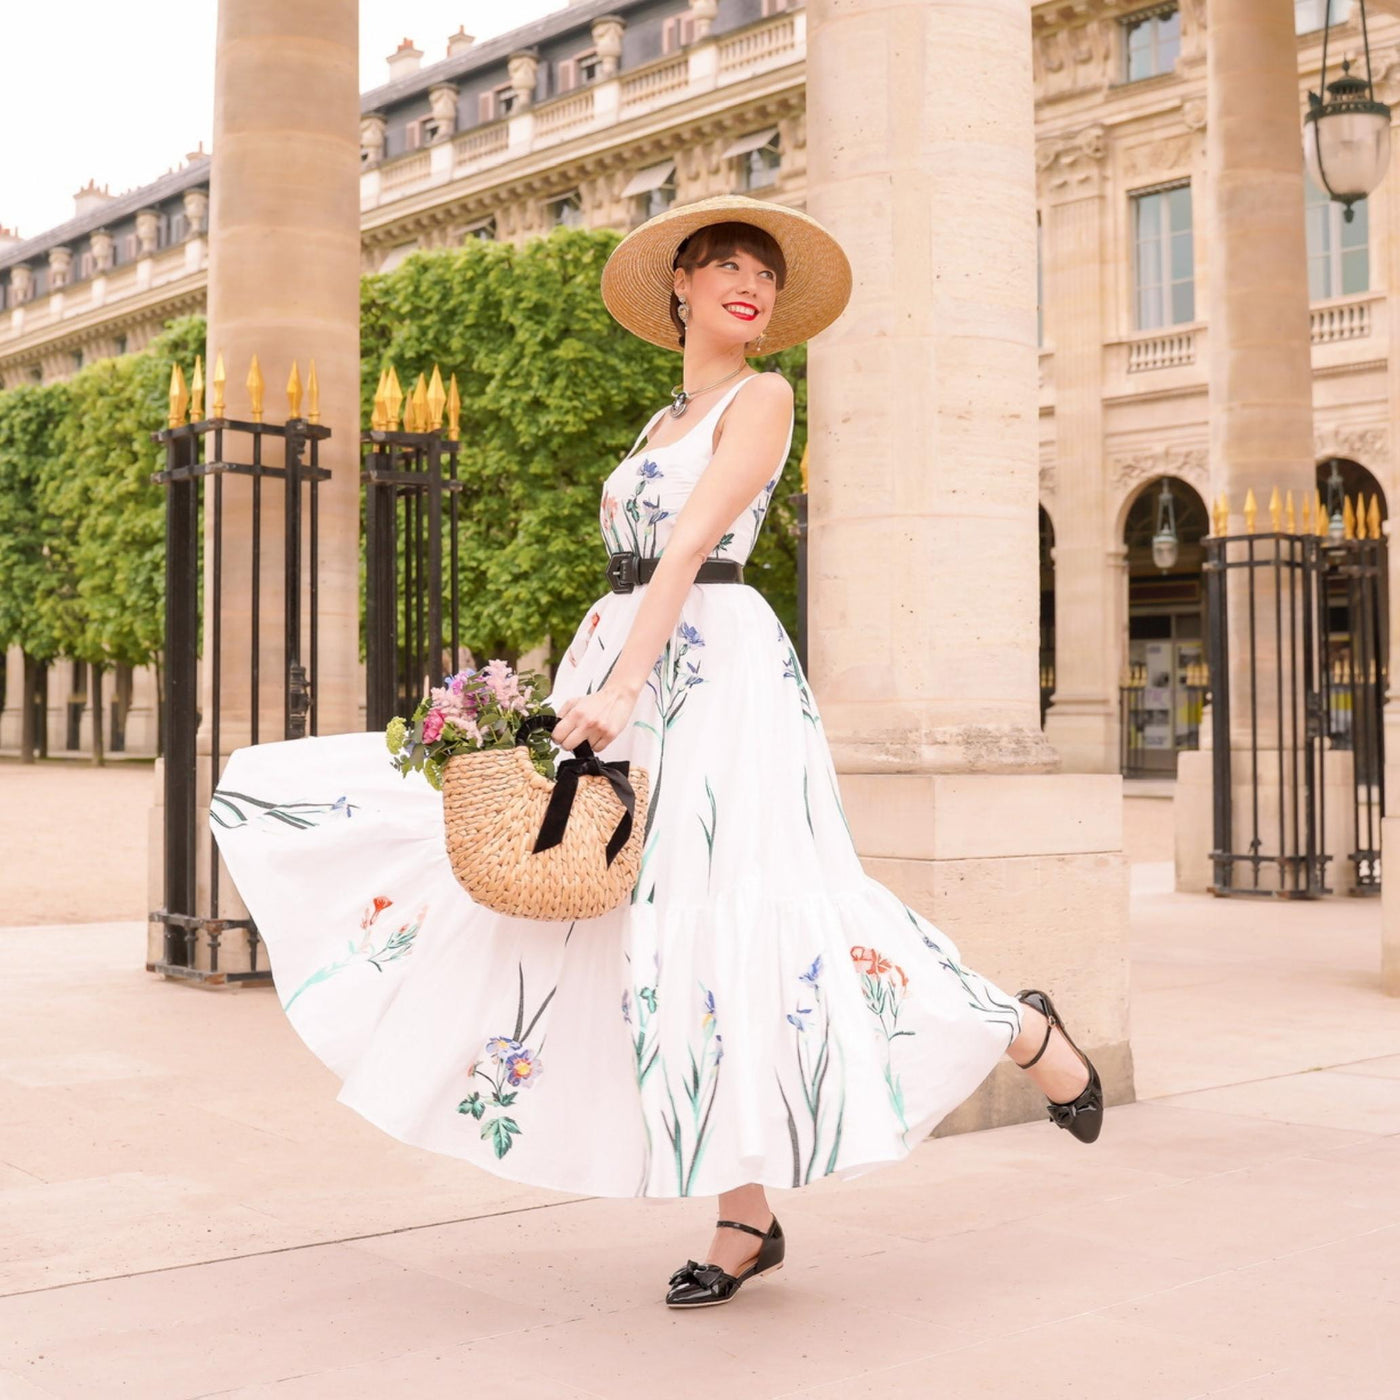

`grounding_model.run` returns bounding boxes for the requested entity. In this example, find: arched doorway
[1121,476,1209,776]
[1040,505,1055,726]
